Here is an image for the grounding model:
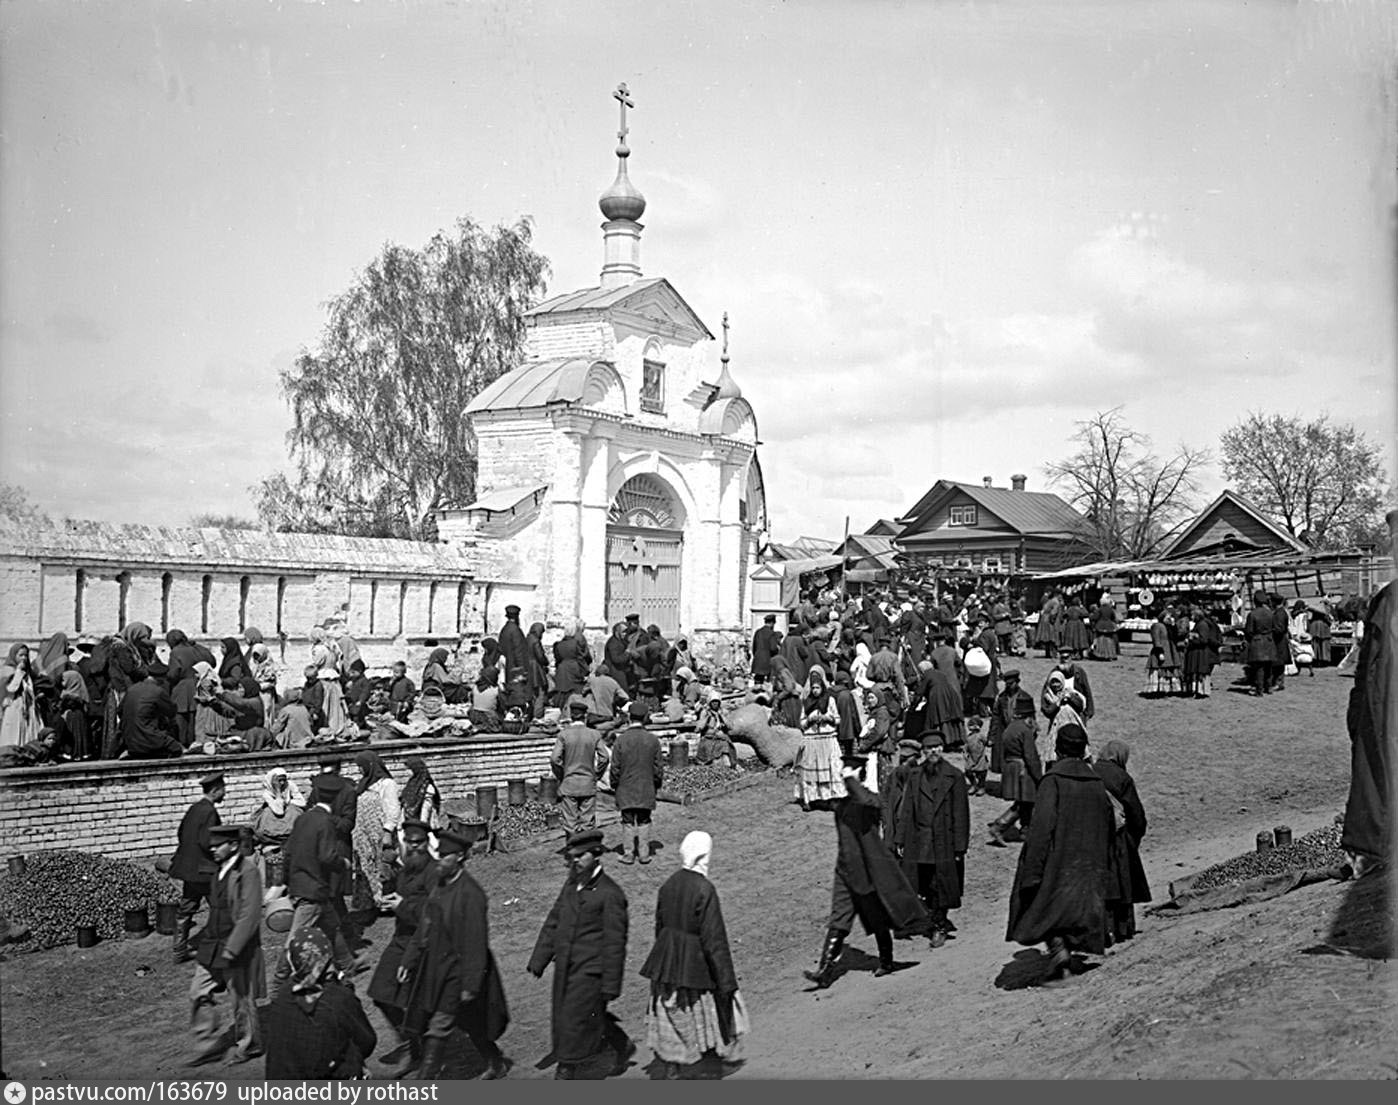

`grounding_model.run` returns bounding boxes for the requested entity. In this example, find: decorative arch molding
[605,452,697,534]
[698,396,758,443]
[580,360,628,415]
